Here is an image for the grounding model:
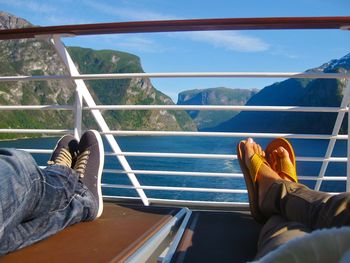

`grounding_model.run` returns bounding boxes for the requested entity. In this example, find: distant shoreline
[0,135,59,142]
